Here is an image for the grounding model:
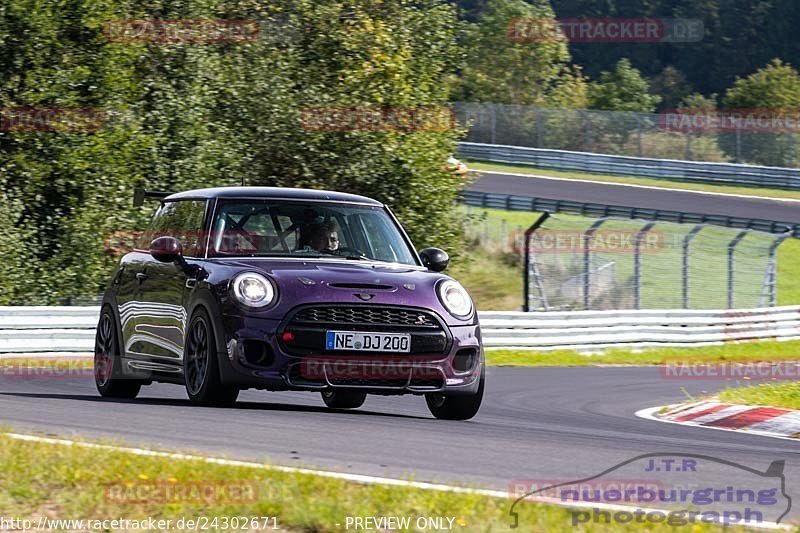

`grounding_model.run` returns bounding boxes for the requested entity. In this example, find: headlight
[232,272,275,308]
[438,279,473,318]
